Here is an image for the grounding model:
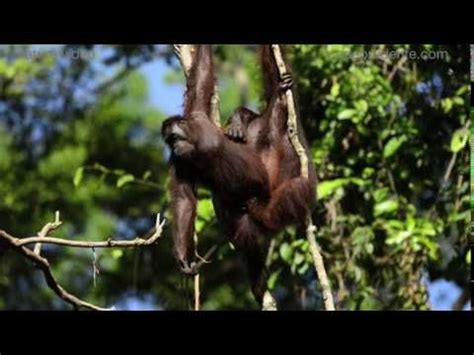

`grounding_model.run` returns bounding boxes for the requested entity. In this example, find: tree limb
[0,212,166,311]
